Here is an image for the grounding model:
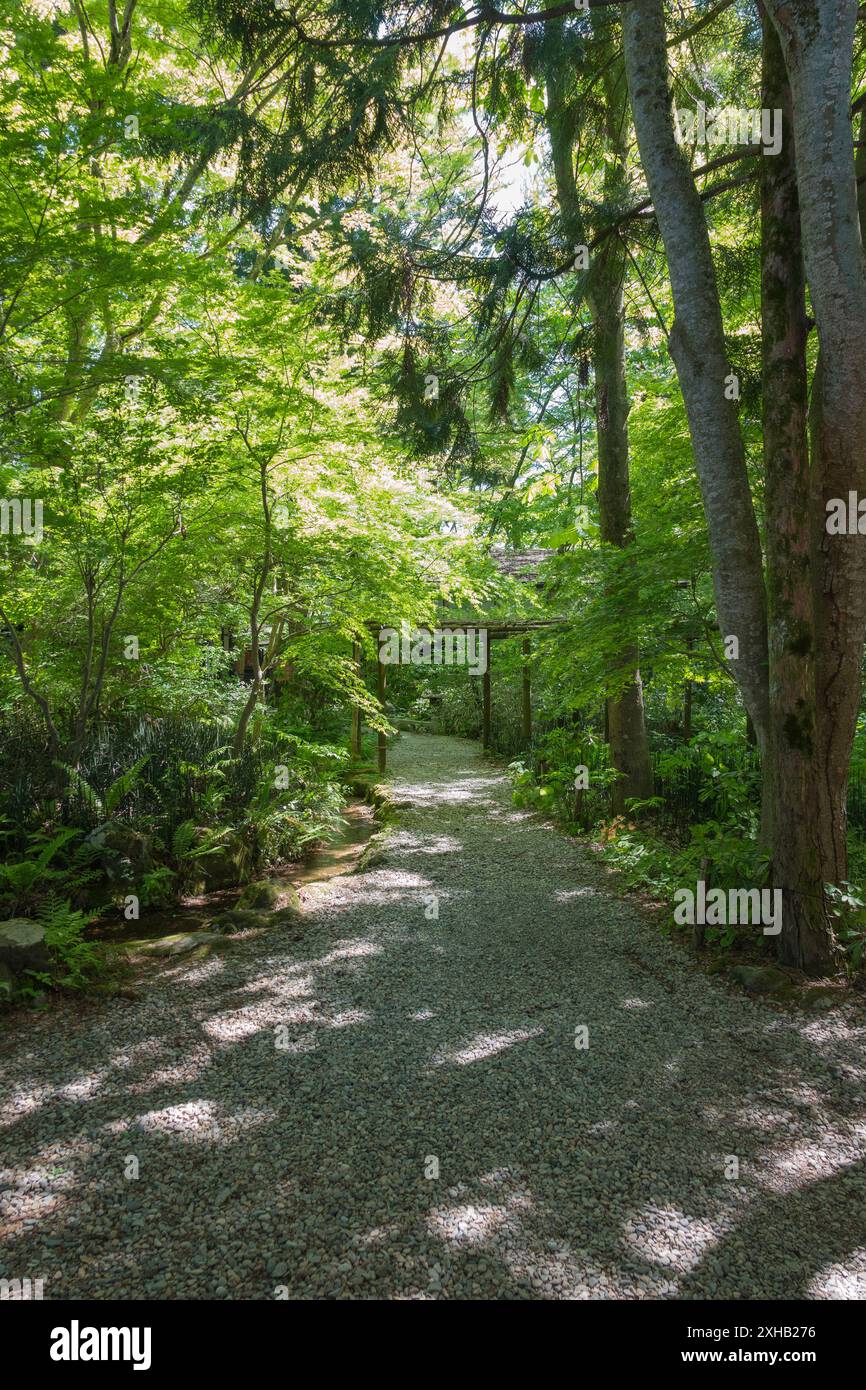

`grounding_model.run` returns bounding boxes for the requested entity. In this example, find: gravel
[2,732,866,1300]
